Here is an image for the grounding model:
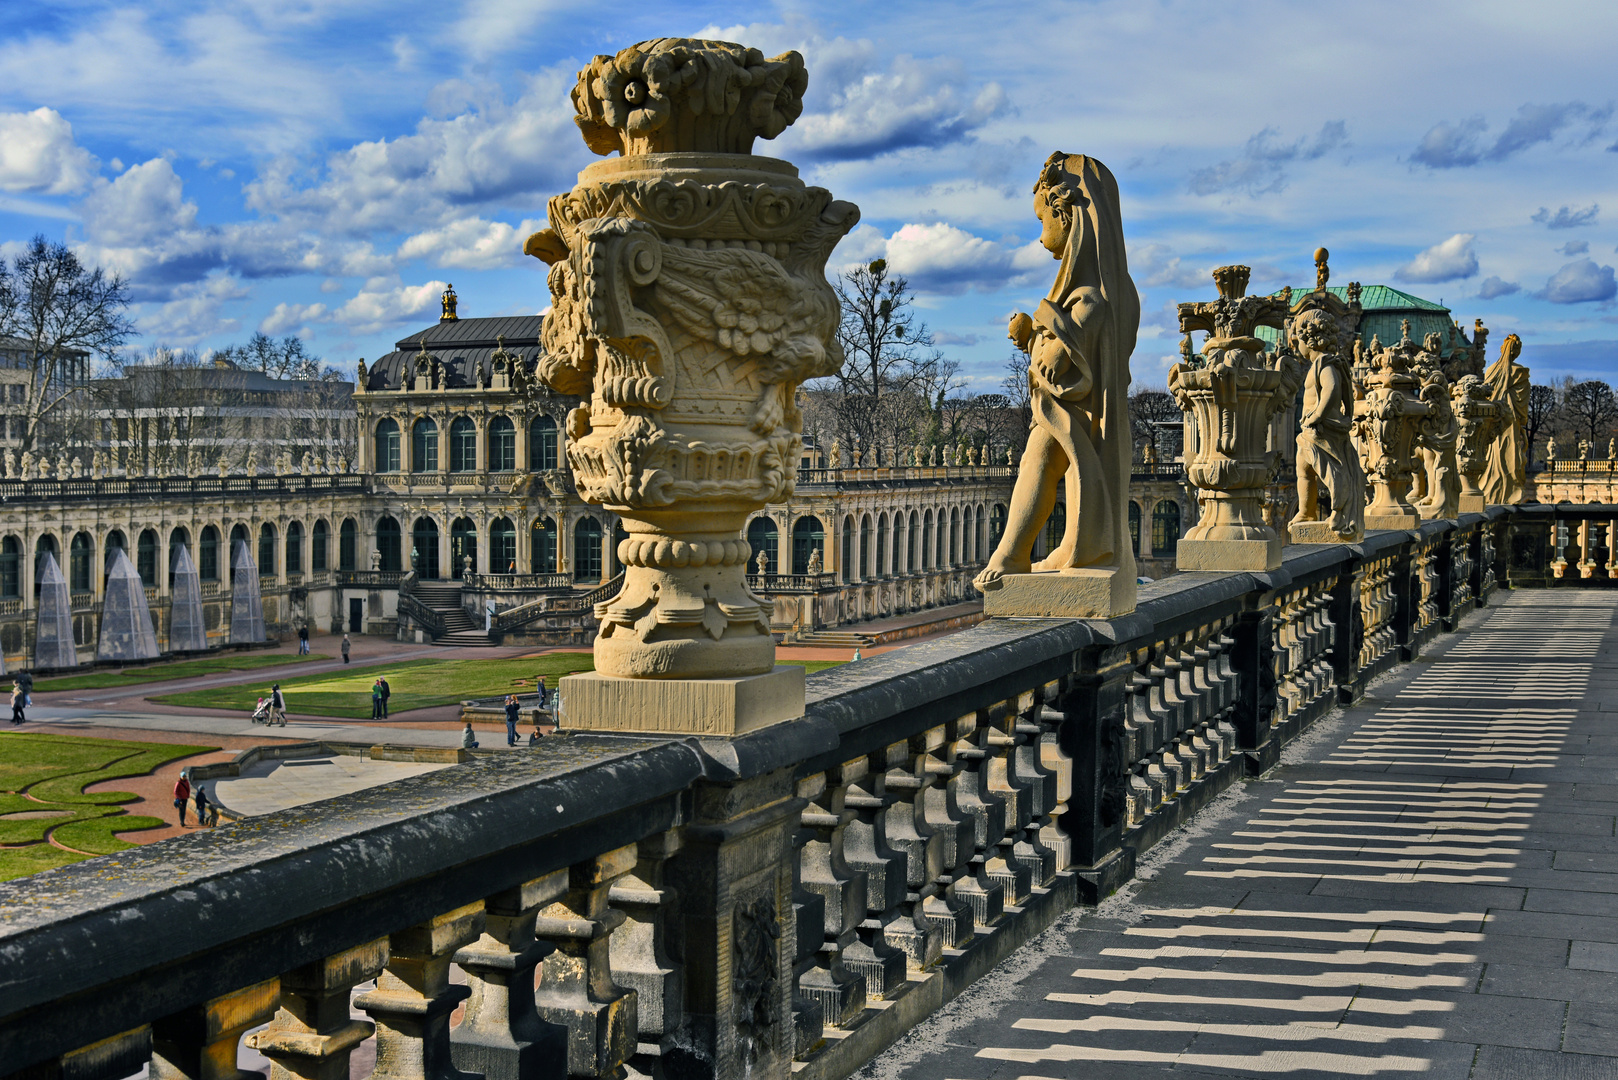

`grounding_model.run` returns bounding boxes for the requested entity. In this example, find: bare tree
[1001,350,1032,457]
[212,332,321,380]
[1559,379,1618,450]
[1526,383,1558,467]
[0,236,134,454]
[1128,389,1181,462]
